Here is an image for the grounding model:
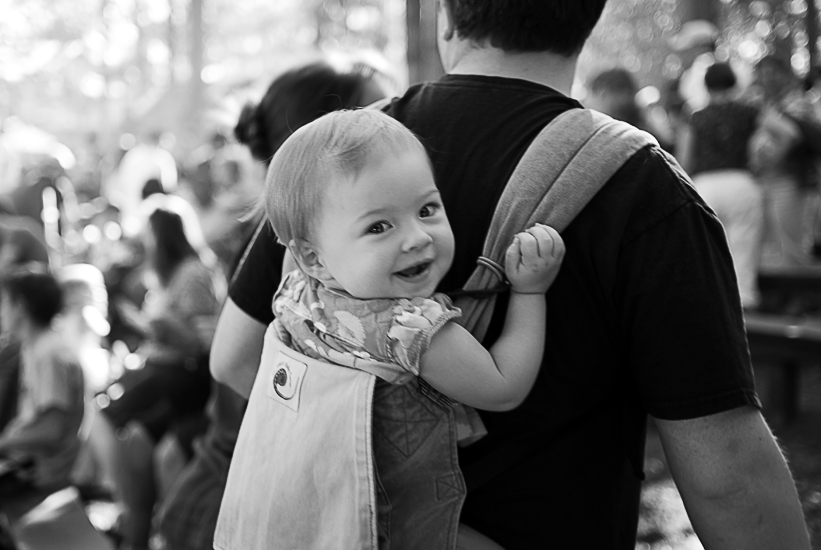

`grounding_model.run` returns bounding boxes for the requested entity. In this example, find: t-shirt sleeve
[228,220,287,325]
[616,197,760,420]
[32,354,83,415]
[387,294,461,376]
